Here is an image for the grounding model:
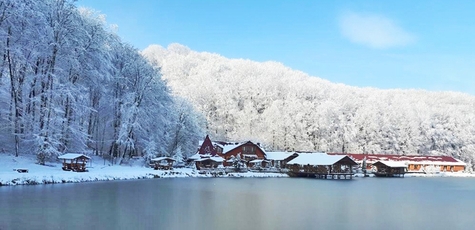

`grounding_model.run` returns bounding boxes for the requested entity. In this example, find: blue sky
[77,0,475,95]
